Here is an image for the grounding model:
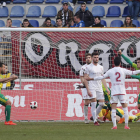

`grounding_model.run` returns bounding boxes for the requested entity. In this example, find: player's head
[0,62,5,74]
[114,57,121,66]
[137,58,140,68]
[3,64,8,74]
[85,53,92,64]
[92,52,99,64]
